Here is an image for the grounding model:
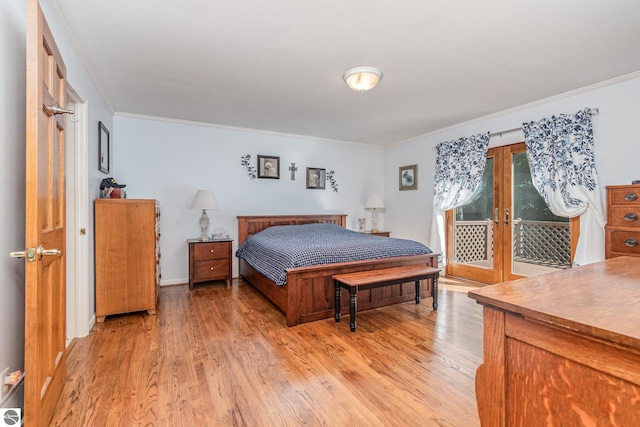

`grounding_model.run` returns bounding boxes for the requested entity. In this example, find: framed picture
[399,164,418,191]
[99,121,110,174]
[306,167,326,190]
[257,155,280,179]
